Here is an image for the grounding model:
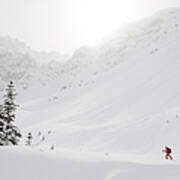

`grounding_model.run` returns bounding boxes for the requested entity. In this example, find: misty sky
[0,0,180,54]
